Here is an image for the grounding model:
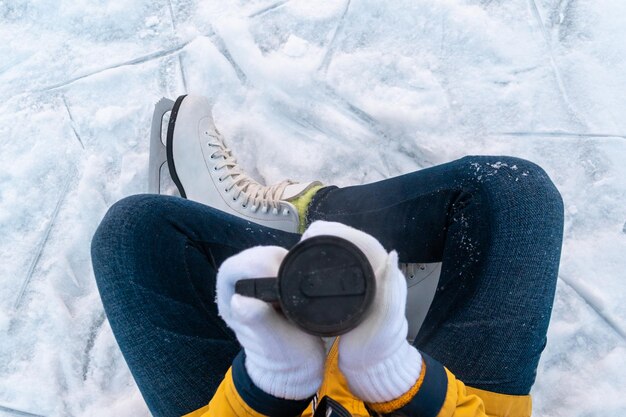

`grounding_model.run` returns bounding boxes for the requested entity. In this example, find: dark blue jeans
[91,156,563,417]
